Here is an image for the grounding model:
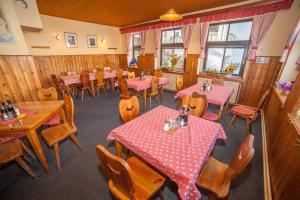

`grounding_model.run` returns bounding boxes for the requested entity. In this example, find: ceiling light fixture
[101,39,106,43]
[159,8,183,21]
